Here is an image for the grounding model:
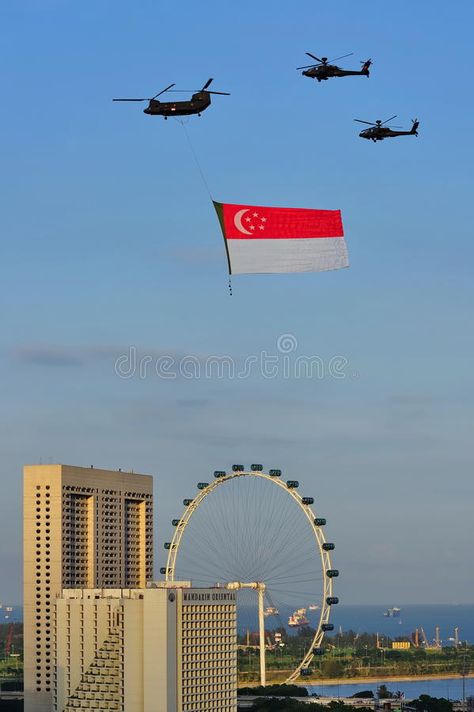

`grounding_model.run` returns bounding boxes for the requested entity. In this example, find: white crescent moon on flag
[233,208,252,235]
